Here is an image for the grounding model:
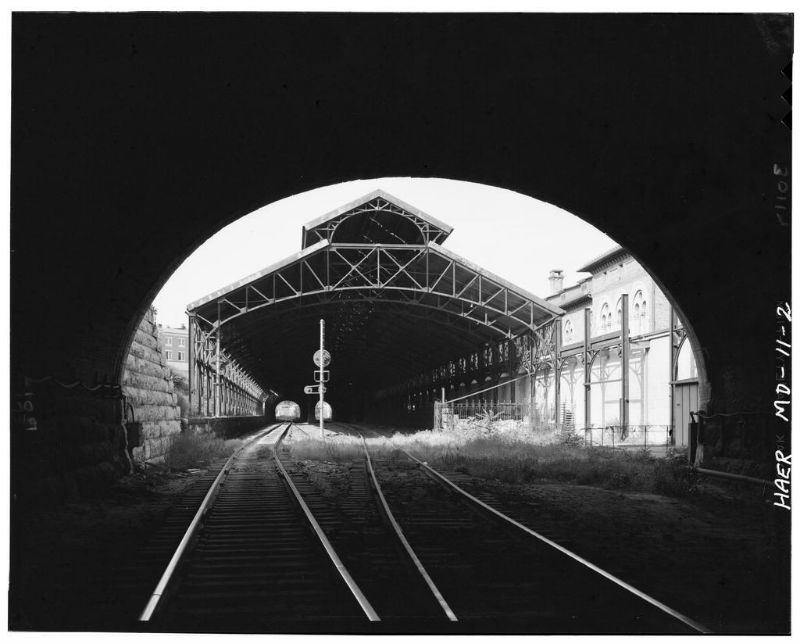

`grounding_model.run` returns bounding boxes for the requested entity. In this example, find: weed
[288,427,698,499]
[288,434,369,463]
[652,455,698,497]
[163,432,240,471]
